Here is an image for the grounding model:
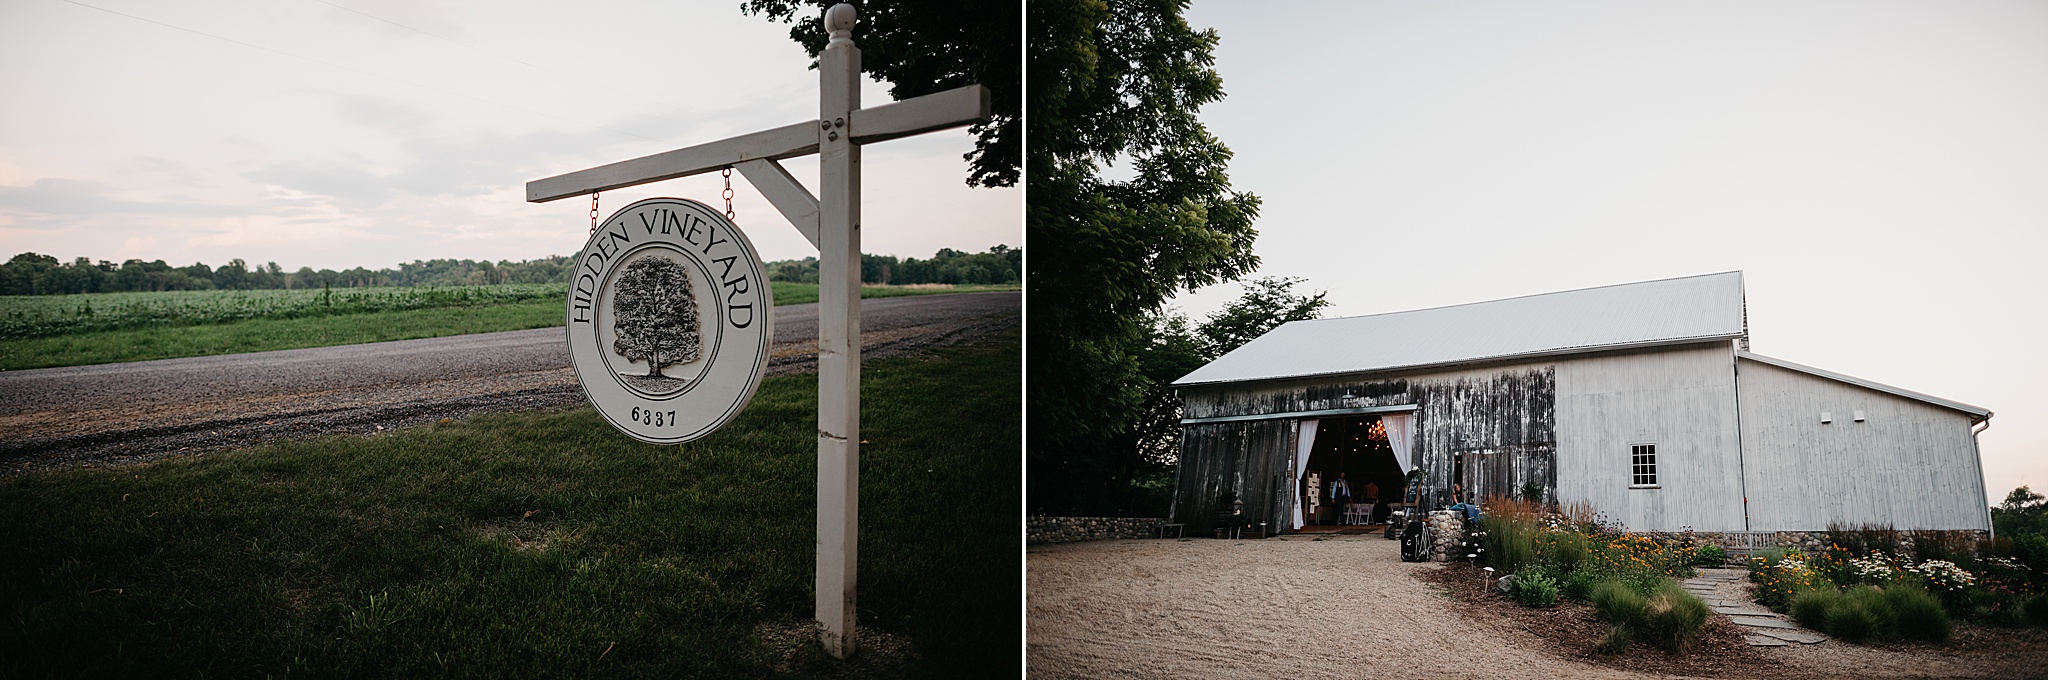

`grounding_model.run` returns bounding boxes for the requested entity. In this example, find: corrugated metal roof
[1737,352,1992,420]
[1173,271,1747,386]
